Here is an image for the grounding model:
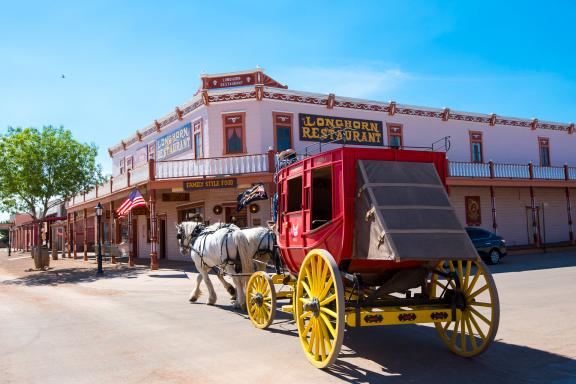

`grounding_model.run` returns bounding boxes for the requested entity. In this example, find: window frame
[272,112,293,152]
[176,203,205,224]
[469,131,484,163]
[286,176,303,213]
[193,119,203,159]
[222,112,246,155]
[387,123,403,149]
[538,137,551,166]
